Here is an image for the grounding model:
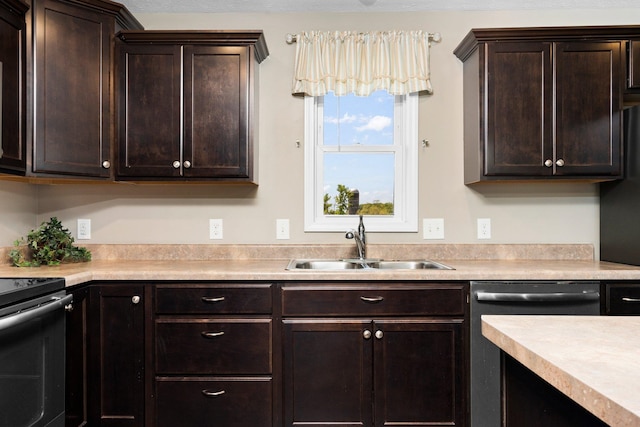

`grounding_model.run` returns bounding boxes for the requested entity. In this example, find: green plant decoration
[9,217,92,267]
